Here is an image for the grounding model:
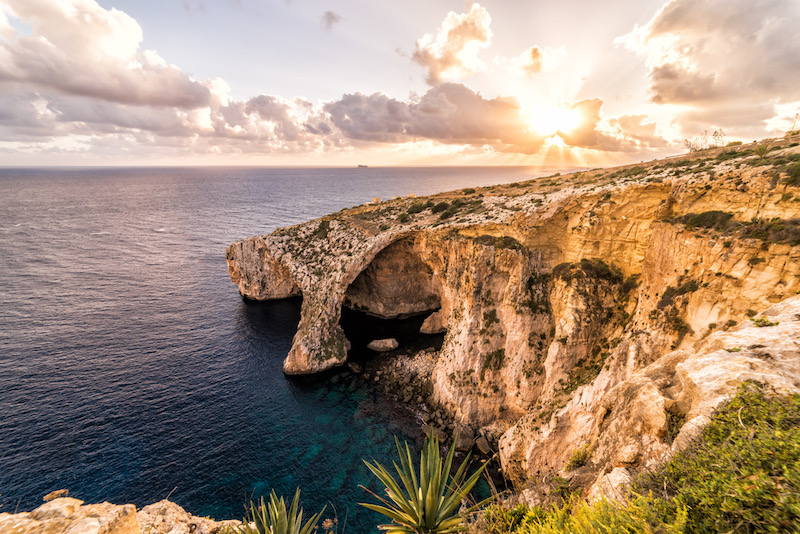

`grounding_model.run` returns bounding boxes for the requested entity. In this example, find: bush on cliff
[472,382,800,533]
[360,433,489,533]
